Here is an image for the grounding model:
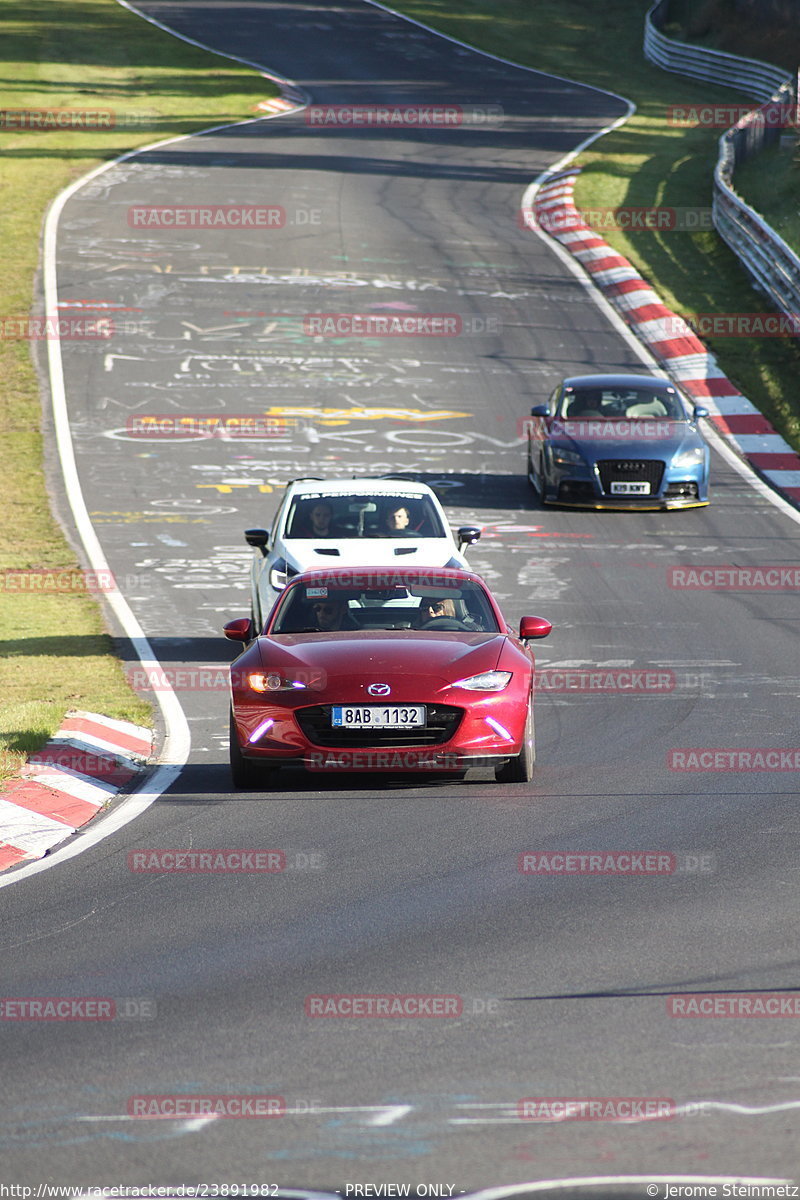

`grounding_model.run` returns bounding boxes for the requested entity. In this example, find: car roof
[560,373,677,390]
[285,477,439,498]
